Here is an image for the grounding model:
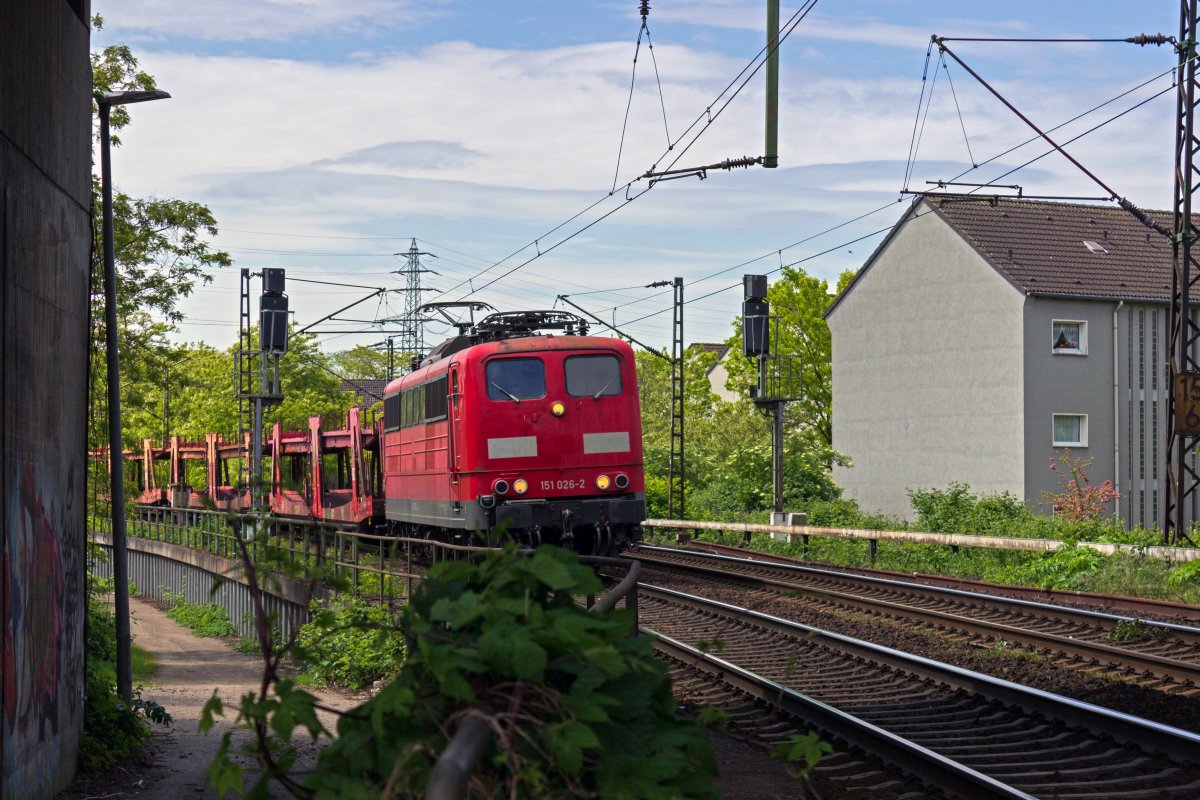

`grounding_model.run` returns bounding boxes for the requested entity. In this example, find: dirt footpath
[58,597,363,799]
[58,597,804,799]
